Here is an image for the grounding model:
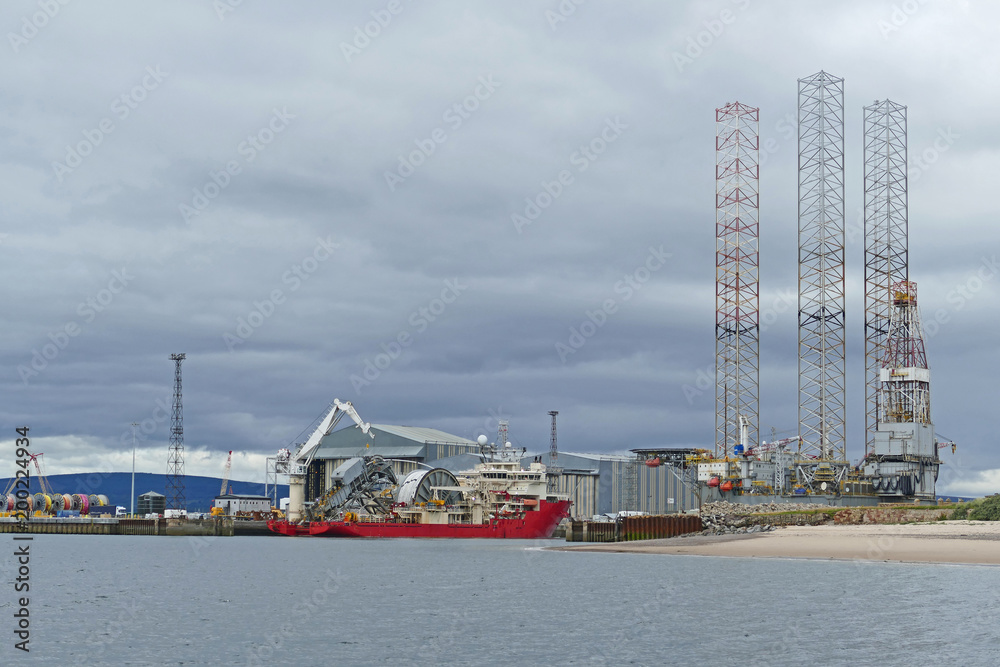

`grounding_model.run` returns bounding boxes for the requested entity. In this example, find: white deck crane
[219,451,233,496]
[286,399,373,522]
[747,436,801,457]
